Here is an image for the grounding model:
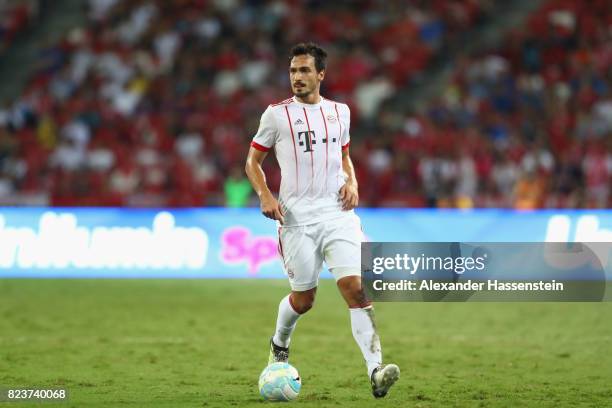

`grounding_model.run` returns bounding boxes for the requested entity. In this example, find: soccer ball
[258,362,301,401]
